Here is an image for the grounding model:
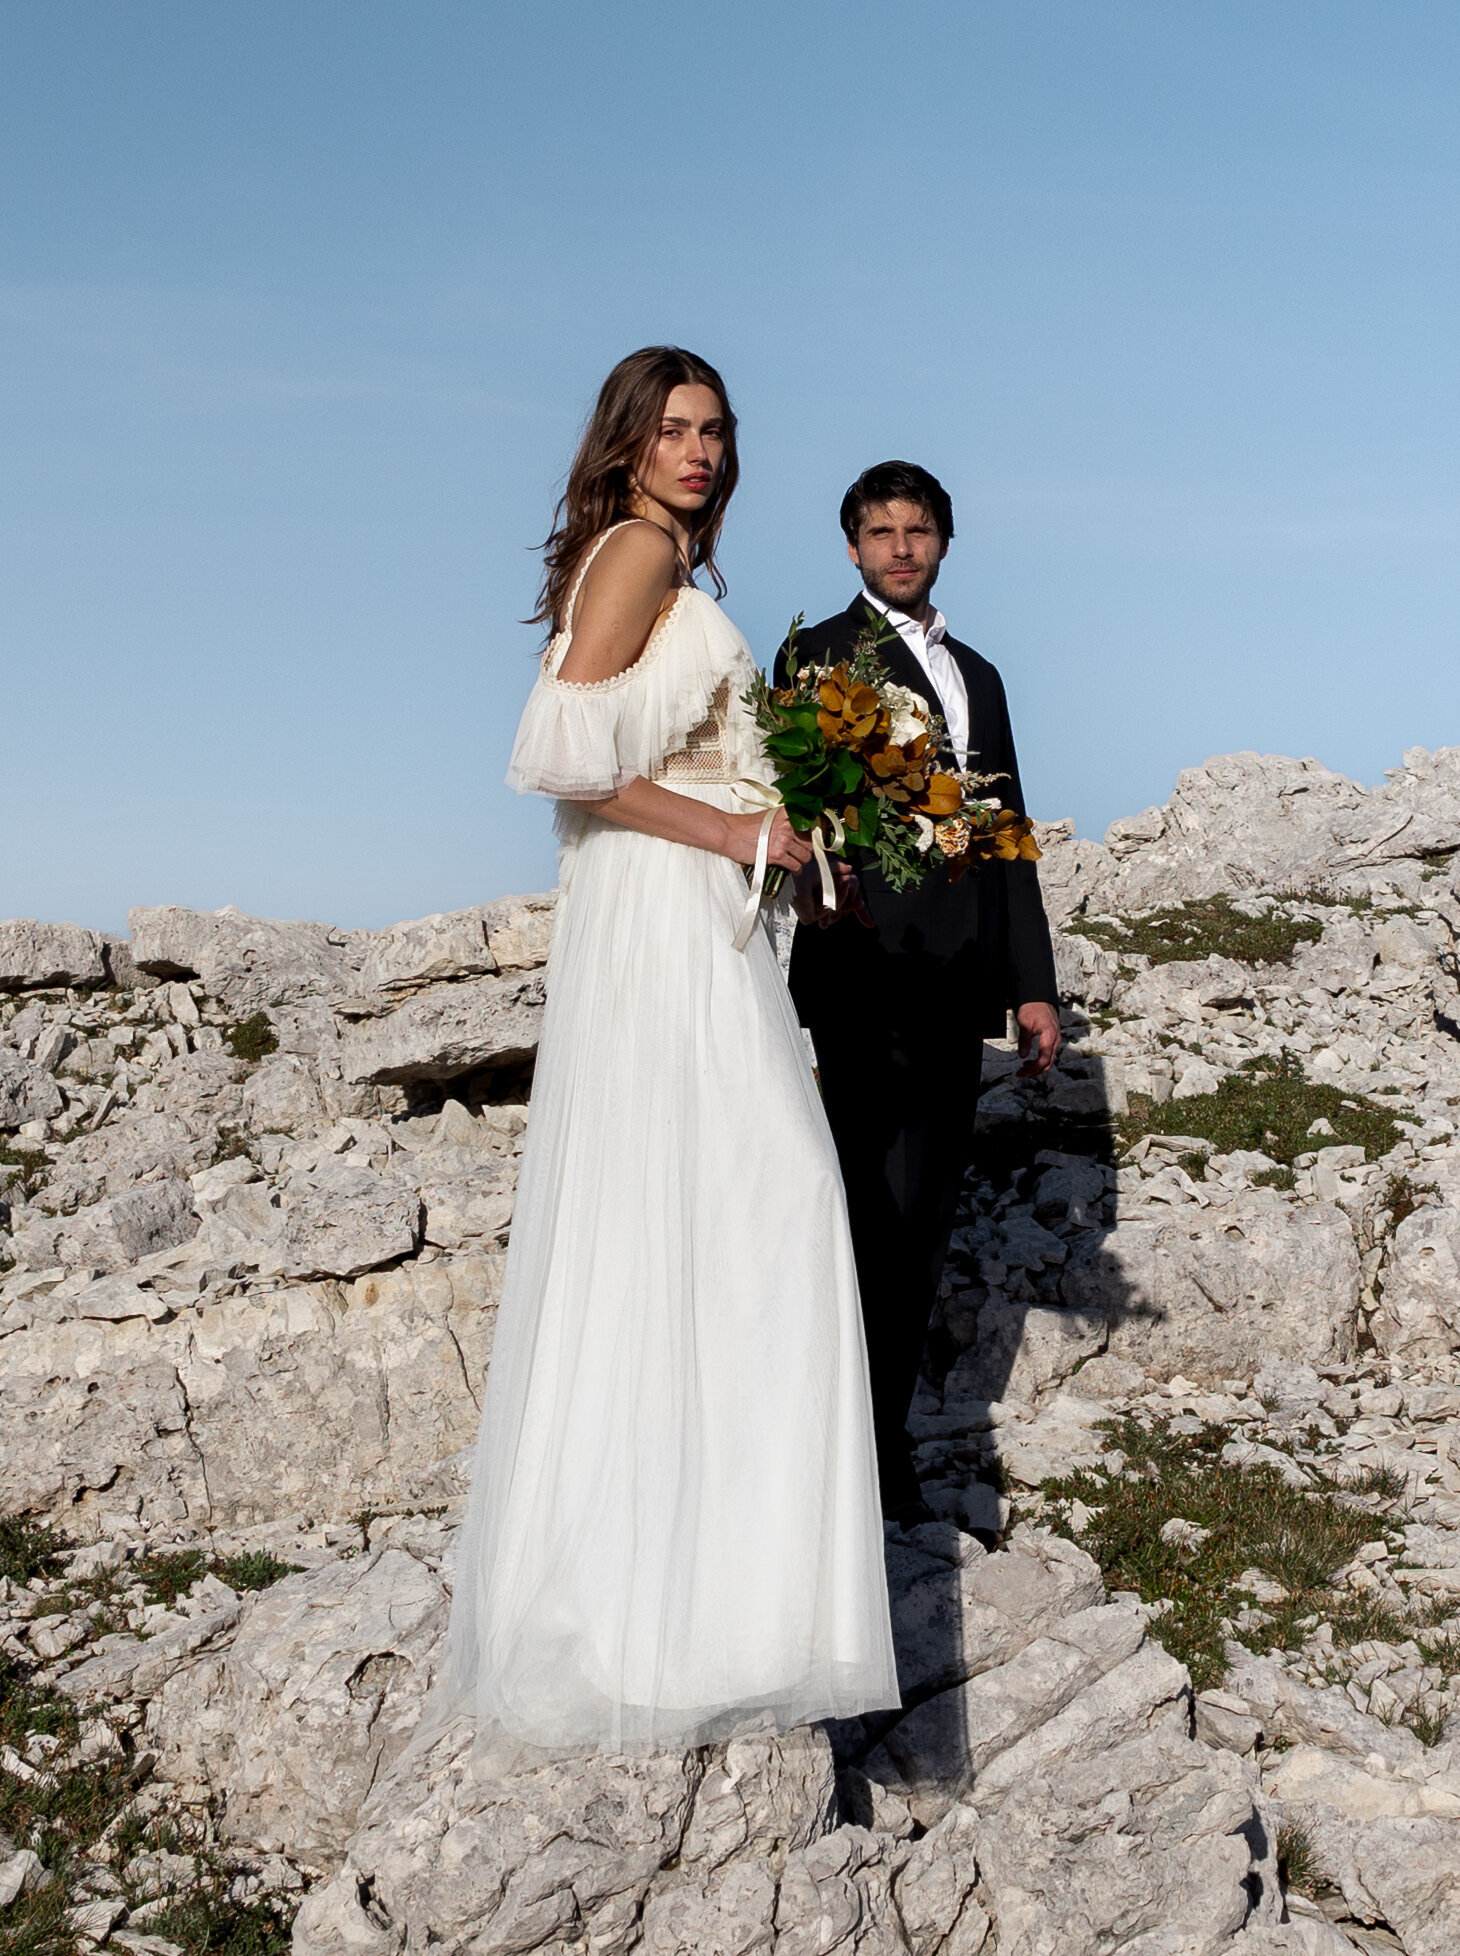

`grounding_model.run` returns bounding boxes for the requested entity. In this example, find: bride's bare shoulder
[559,523,681,683]
[575,520,676,597]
